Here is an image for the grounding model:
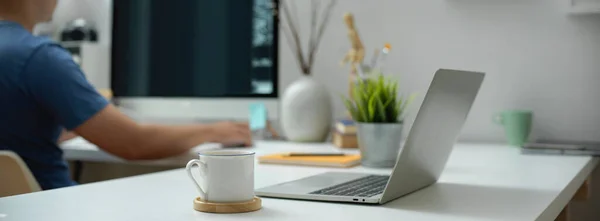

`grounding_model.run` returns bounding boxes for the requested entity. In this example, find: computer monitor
[110,0,279,120]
